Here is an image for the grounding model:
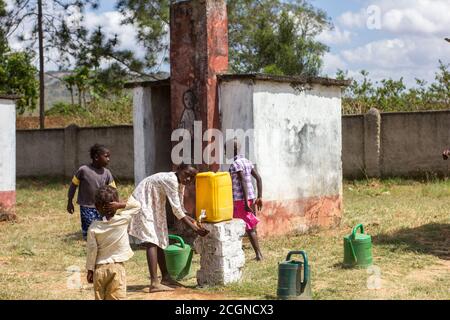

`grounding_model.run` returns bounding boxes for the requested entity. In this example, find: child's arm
[85,228,98,284]
[251,168,263,211]
[67,183,78,214]
[238,171,253,213]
